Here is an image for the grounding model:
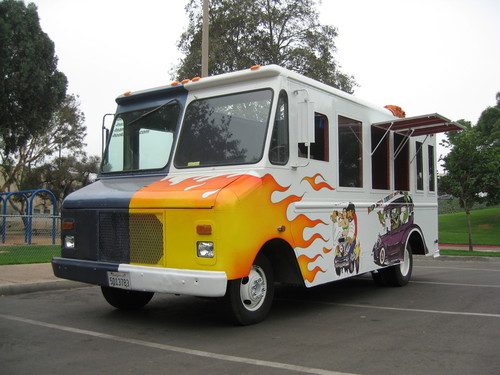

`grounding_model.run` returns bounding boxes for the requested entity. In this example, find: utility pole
[201,0,209,77]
